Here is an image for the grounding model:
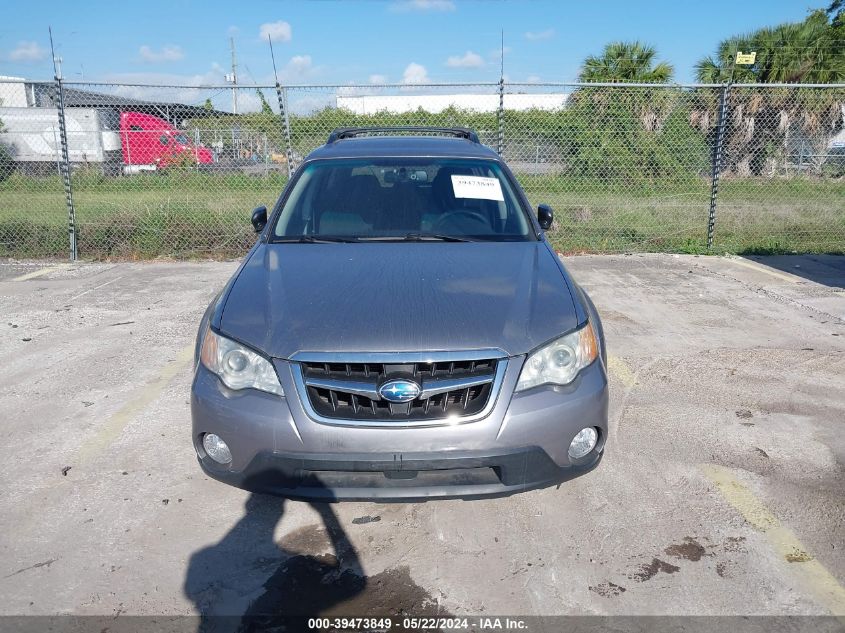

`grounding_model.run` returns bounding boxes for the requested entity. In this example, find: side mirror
[537,204,554,230]
[251,206,268,233]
